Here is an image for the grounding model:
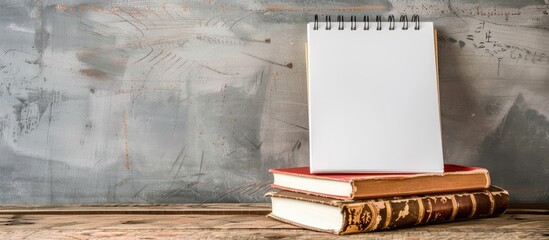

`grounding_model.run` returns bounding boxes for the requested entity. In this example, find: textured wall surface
[0,0,547,204]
